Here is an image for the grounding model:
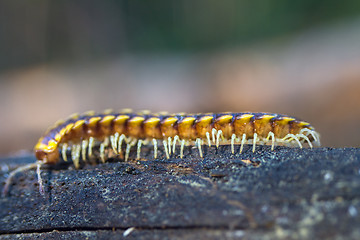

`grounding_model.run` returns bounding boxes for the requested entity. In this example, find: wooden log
[1,145,360,239]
